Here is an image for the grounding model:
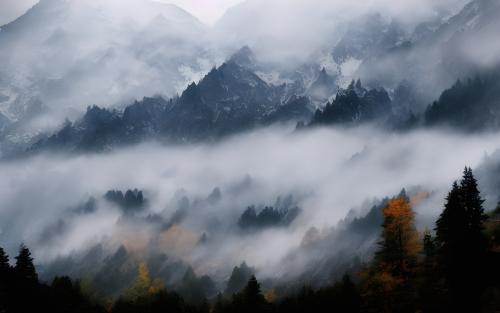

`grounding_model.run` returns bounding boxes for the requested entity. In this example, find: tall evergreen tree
[238,275,270,313]
[435,168,488,310]
[460,167,488,245]
[14,244,38,284]
[242,275,264,303]
[435,181,464,263]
